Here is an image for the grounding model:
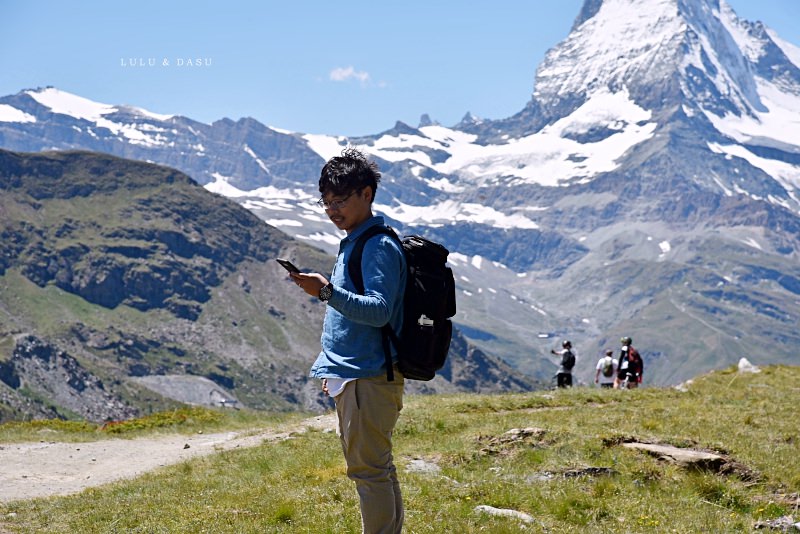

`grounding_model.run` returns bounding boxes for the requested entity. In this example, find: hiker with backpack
[614,336,643,389]
[594,349,617,388]
[288,147,407,533]
[551,340,576,388]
